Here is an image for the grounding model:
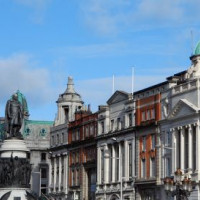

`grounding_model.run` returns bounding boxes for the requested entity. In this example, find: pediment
[168,99,199,119]
[107,90,130,105]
